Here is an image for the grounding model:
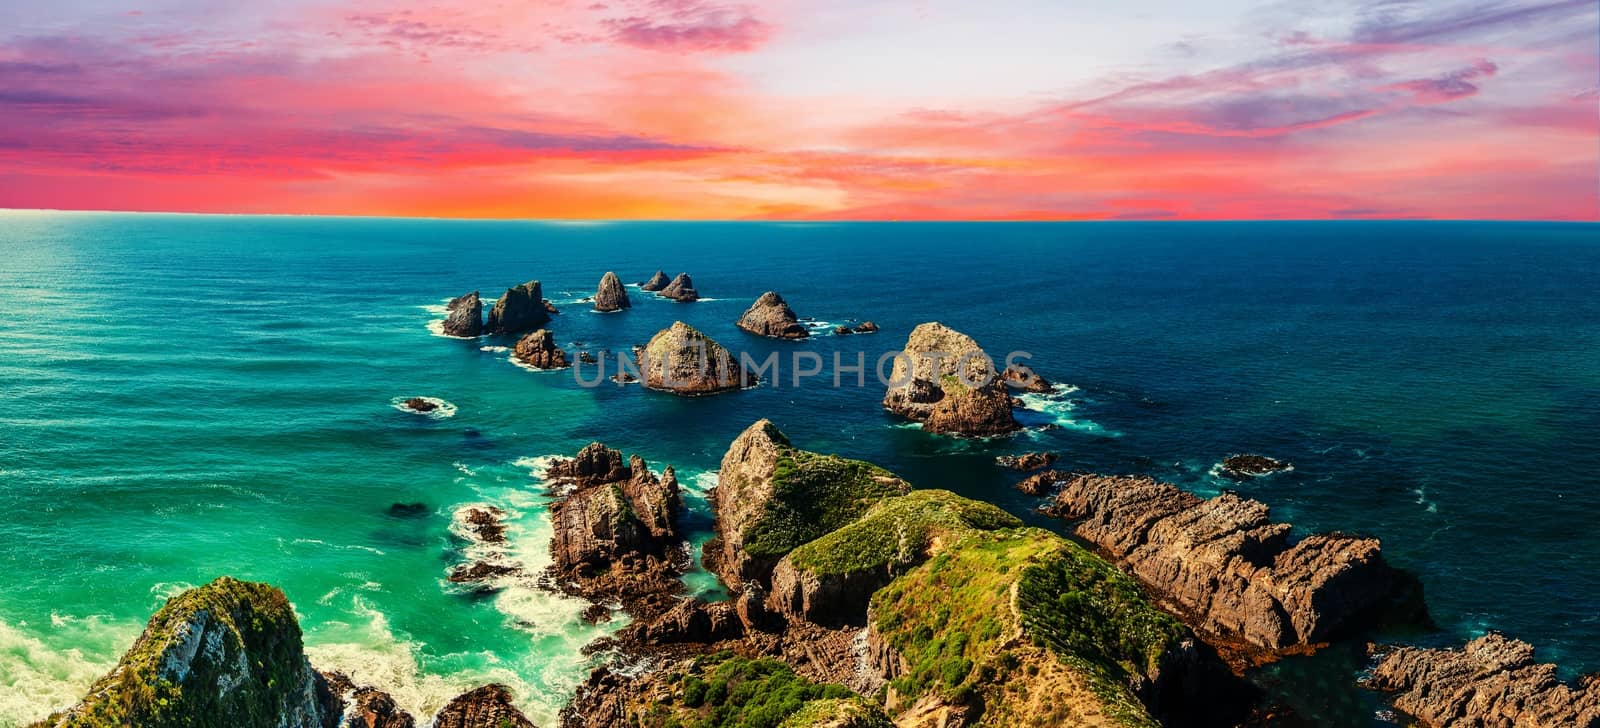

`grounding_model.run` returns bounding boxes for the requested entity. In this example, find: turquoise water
[1,212,1596,725]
